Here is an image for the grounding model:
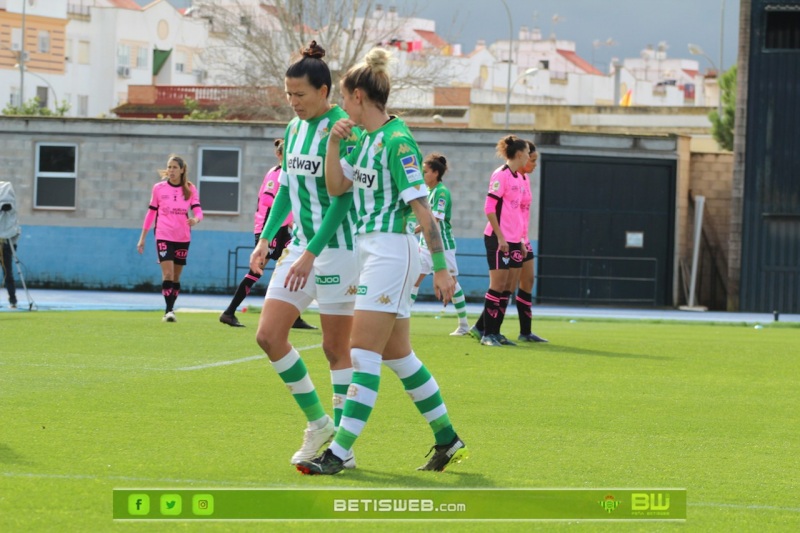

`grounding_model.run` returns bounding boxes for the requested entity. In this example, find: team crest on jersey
[401,155,421,178]
[374,140,384,154]
[397,144,412,155]
[491,180,501,191]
